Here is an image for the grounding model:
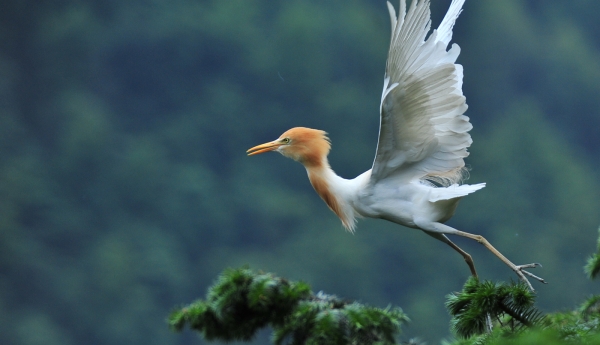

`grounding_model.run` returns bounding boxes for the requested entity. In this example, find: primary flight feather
[247,0,545,290]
